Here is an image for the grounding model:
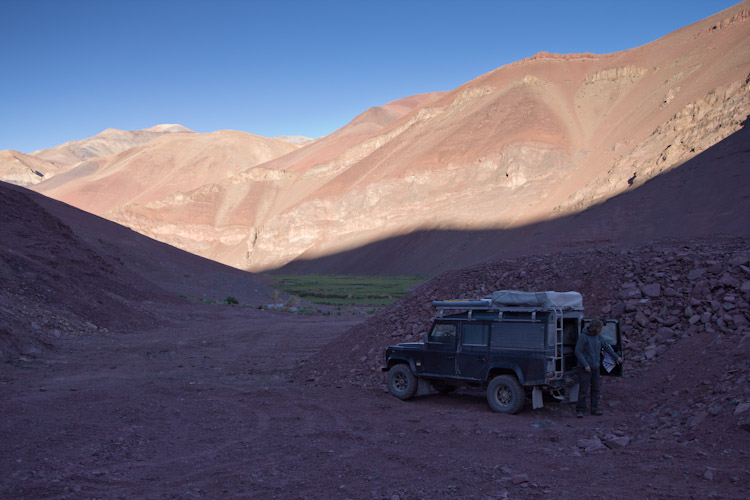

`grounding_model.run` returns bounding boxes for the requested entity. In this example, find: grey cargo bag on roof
[490,290,583,310]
